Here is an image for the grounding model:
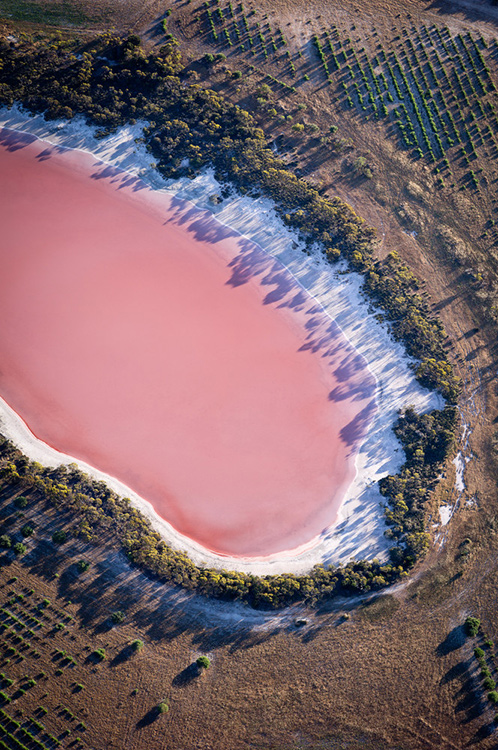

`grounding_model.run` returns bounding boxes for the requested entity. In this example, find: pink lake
[0,128,376,558]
